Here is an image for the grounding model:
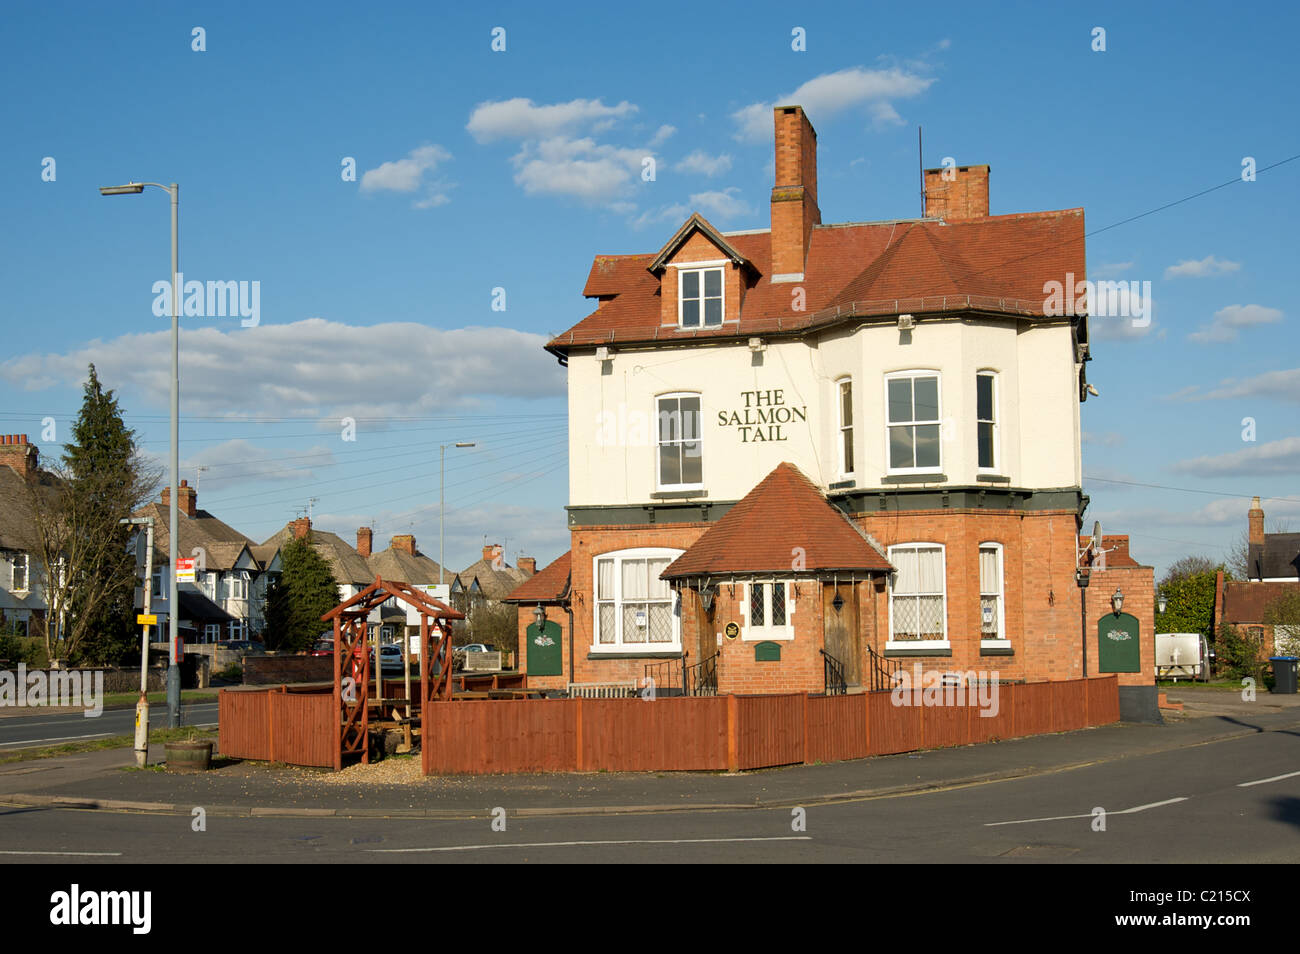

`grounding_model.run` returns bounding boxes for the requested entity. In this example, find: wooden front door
[822,582,861,686]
